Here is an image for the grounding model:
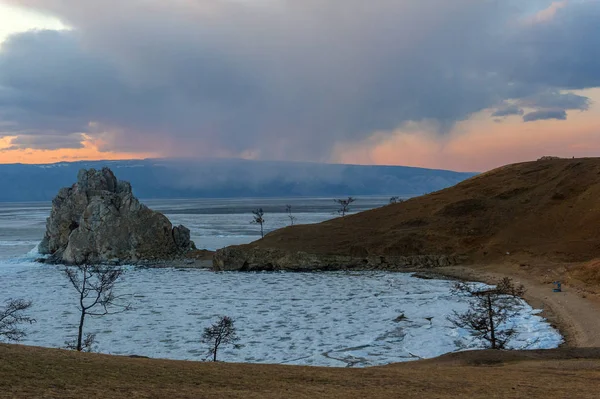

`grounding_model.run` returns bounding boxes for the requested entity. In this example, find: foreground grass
[2,345,600,398]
